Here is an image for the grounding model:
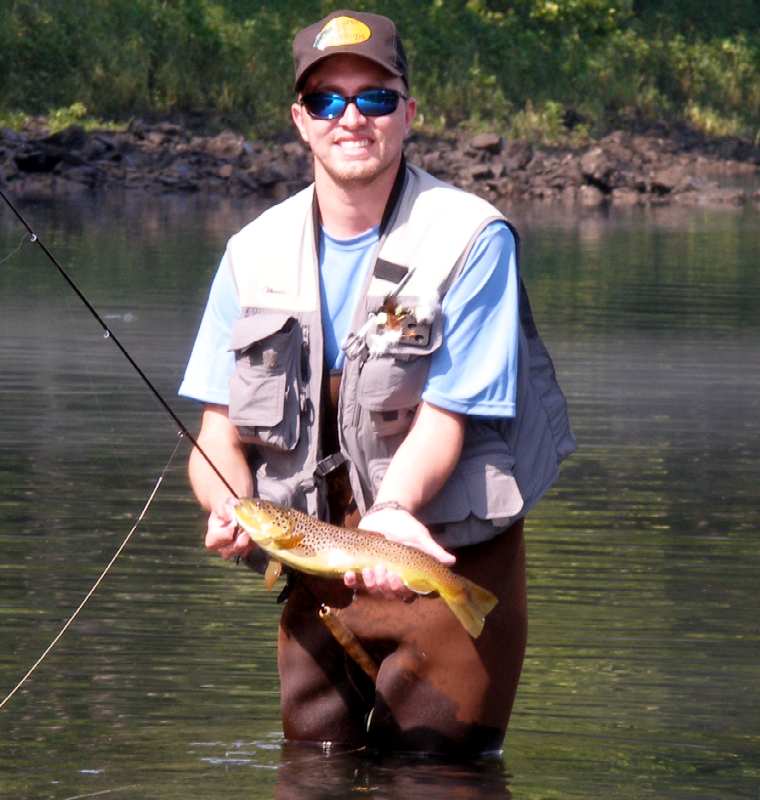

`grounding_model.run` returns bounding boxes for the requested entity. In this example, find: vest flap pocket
[358,355,430,411]
[229,312,294,352]
[423,458,524,525]
[229,369,286,427]
[368,448,524,525]
[228,313,304,451]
